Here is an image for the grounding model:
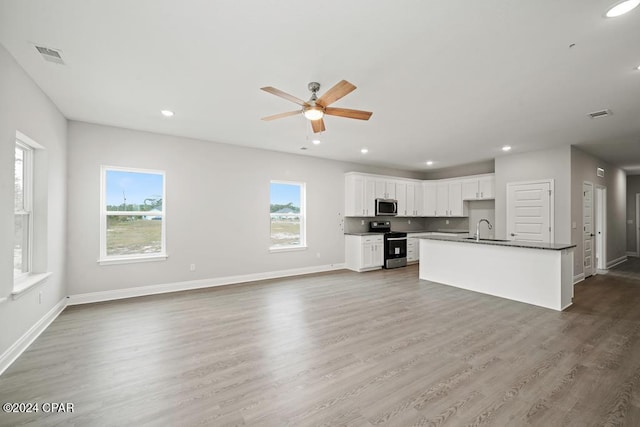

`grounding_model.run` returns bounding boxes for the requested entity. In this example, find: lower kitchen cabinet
[407,237,419,263]
[345,235,384,272]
